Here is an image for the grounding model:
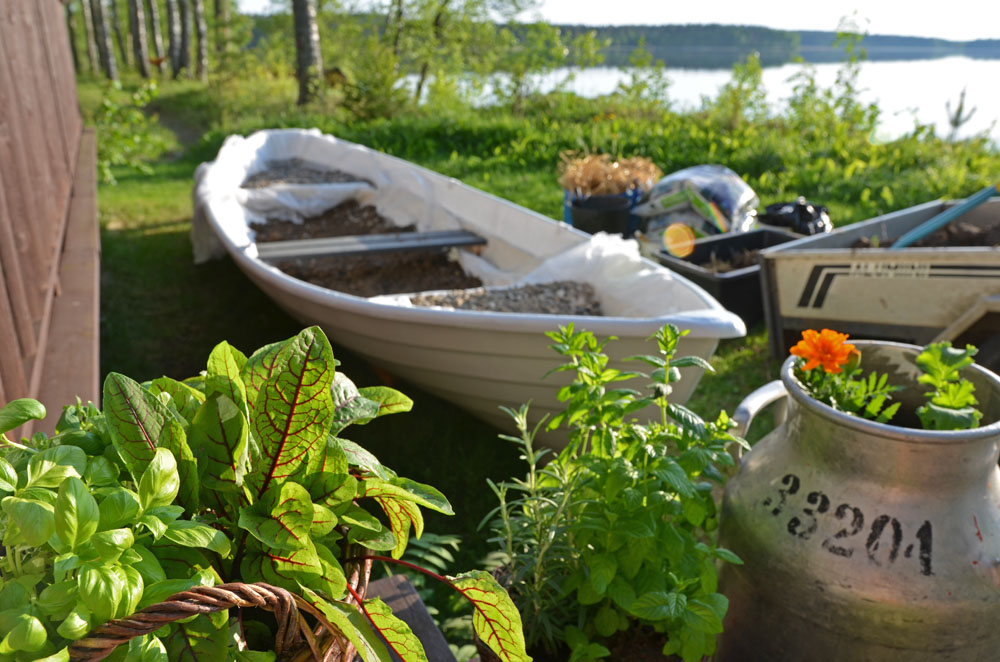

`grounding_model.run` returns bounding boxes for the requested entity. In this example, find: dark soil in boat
[276,250,482,298]
[241,158,373,188]
[250,200,414,242]
[851,220,1000,248]
[411,281,603,316]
